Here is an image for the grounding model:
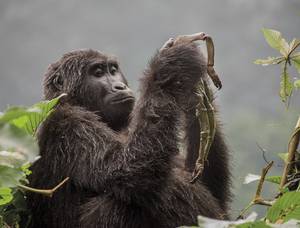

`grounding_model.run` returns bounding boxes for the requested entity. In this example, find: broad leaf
[289,39,300,54]
[0,151,26,168]
[291,53,300,74]
[294,80,300,89]
[279,71,293,103]
[244,174,281,185]
[0,94,65,135]
[0,166,24,188]
[254,56,284,66]
[0,188,13,205]
[196,212,258,228]
[262,28,289,56]
[278,152,288,163]
[0,123,38,165]
[0,107,37,123]
[21,163,32,176]
[266,191,300,223]
[266,176,281,185]
[236,221,270,228]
